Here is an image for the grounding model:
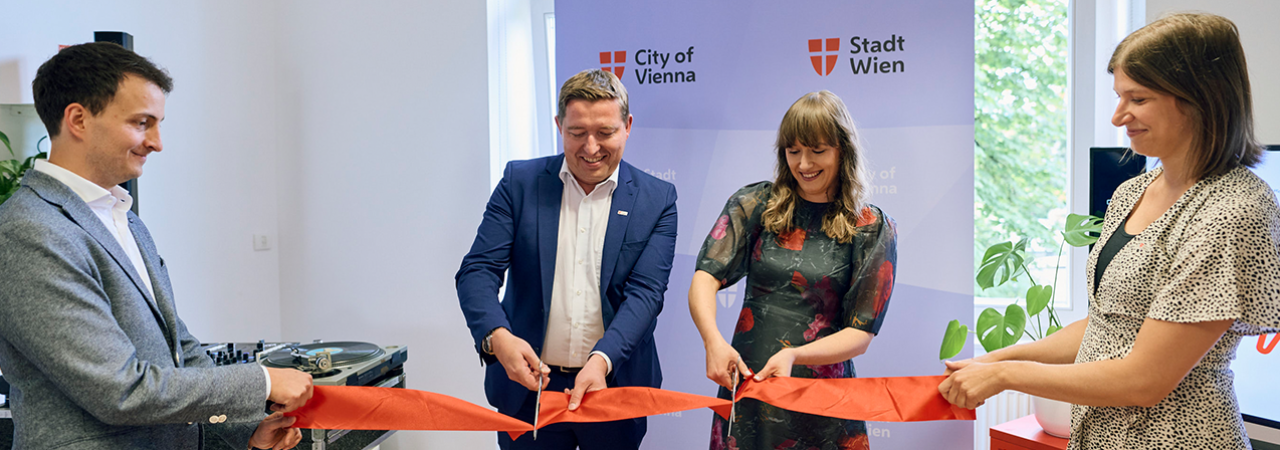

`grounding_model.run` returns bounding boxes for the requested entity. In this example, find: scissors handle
[728,366,738,437]
[534,363,545,440]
